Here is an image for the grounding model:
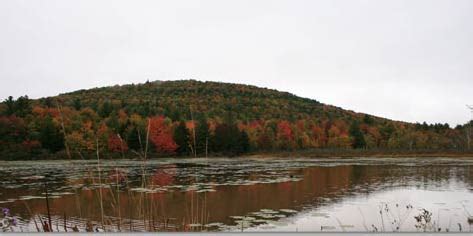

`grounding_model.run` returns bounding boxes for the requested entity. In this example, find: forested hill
[57,80,353,122]
[0,80,470,160]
